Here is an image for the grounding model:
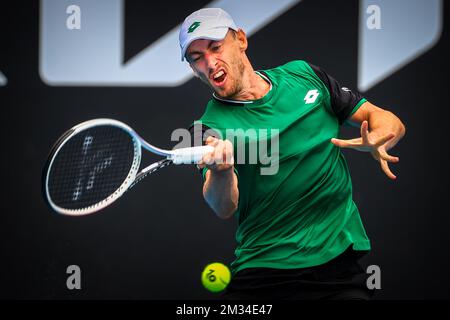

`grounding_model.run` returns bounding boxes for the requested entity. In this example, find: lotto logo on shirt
[304,89,320,104]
